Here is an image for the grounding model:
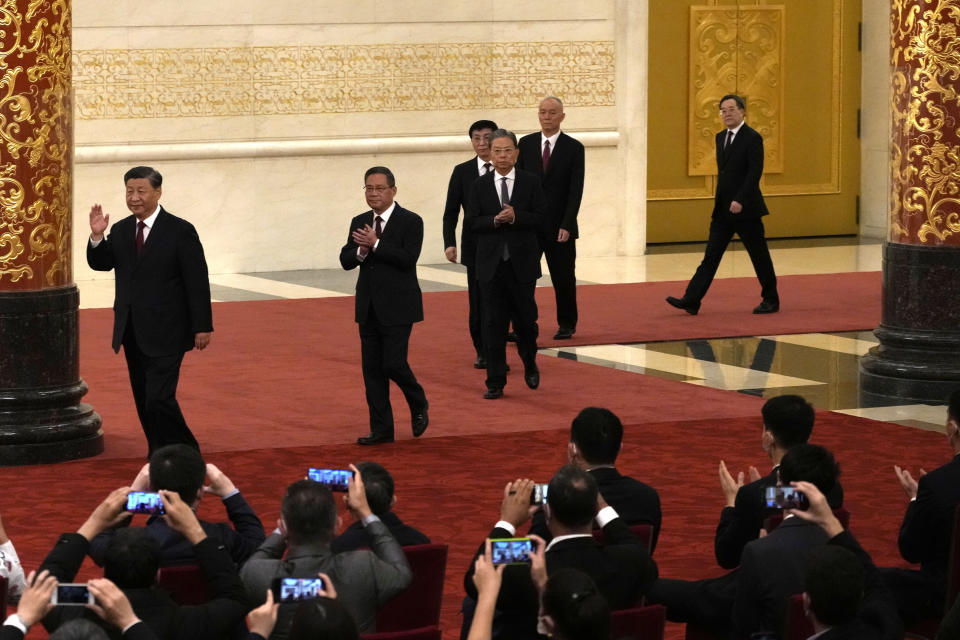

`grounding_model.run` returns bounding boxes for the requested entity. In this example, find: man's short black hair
[542,568,610,640]
[364,166,395,187]
[149,444,206,504]
[103,527,160,589]
[805,545,864,626]
[761,395,815,449]
[490,128,518,148]
[570,407,623,465]
[778,444,839,496]
[468,120,498,137]
[547,465,599,528]
[124,166,162,188]
[289,596,359,640]
[49,619,110,640]
[949,388,960,423]
[282,479,338,545]
[719,94,746,110]
[357,461,394,517]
